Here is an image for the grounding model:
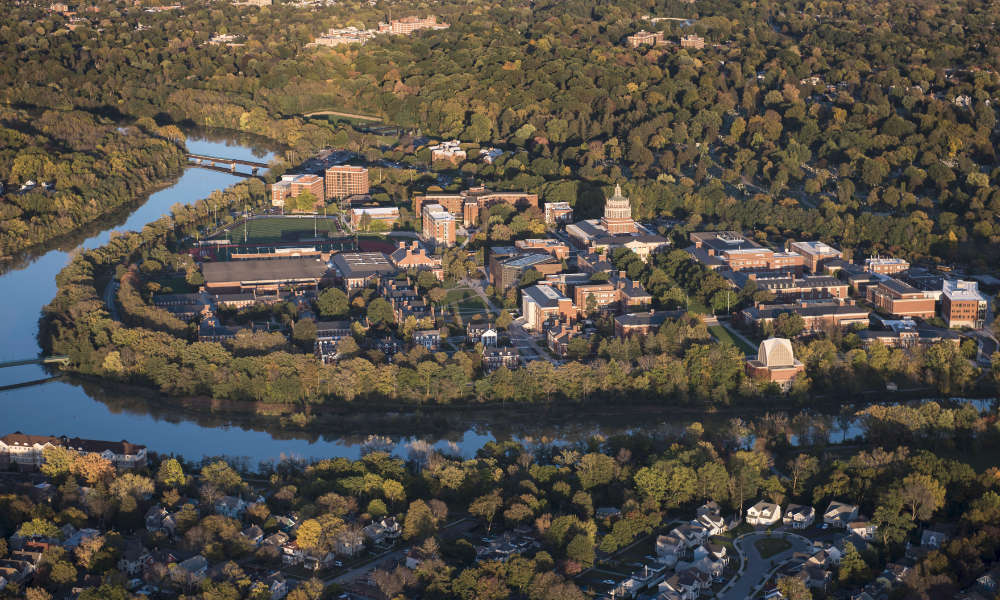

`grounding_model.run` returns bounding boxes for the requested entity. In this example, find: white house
[363,517,402,544]
[655,533,684,567]
[848,520,877,541]
[824,501,859,528]
[746,500,782,526]
[783,504,816,529]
